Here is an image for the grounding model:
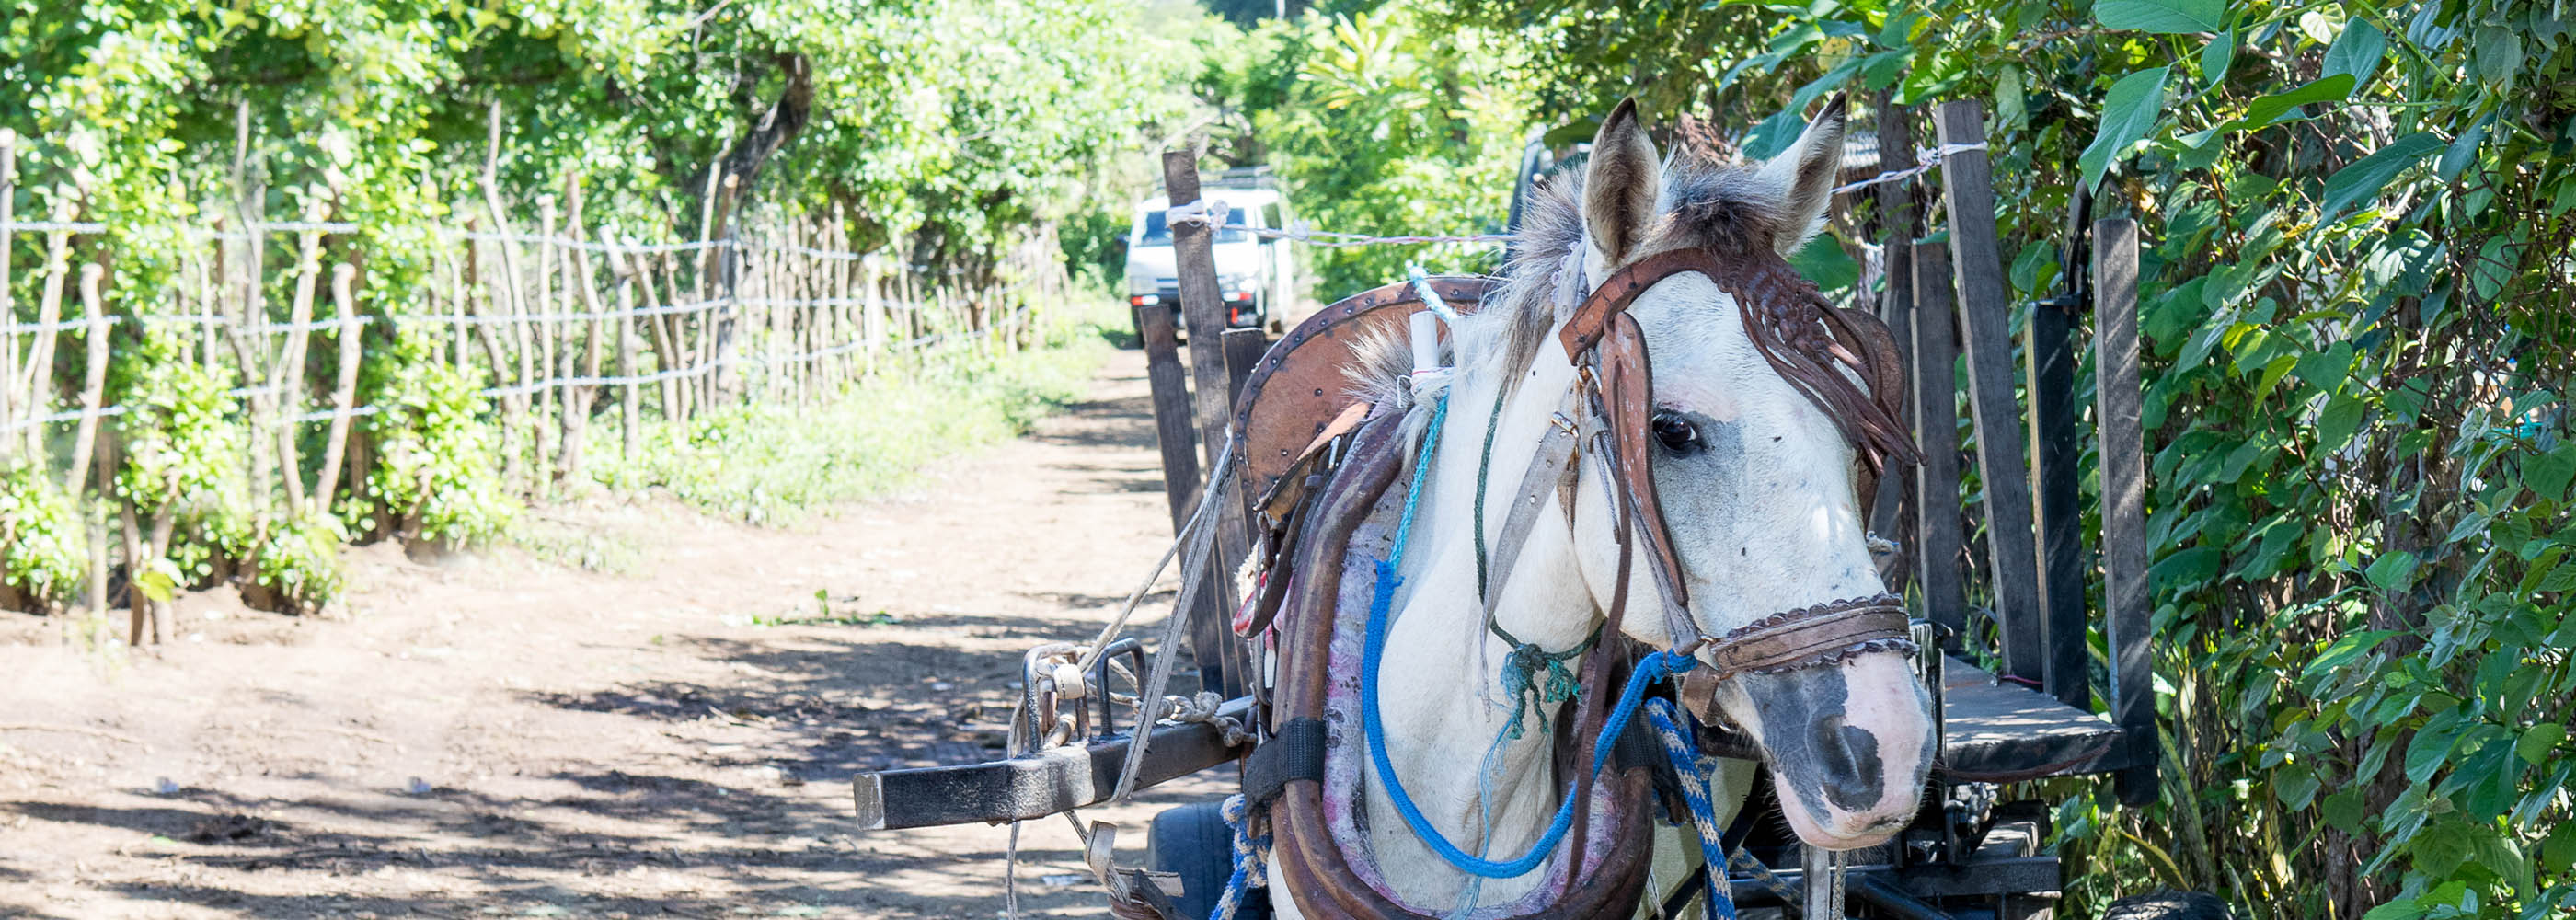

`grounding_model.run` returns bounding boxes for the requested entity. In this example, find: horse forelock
[1342,148,1830,409]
